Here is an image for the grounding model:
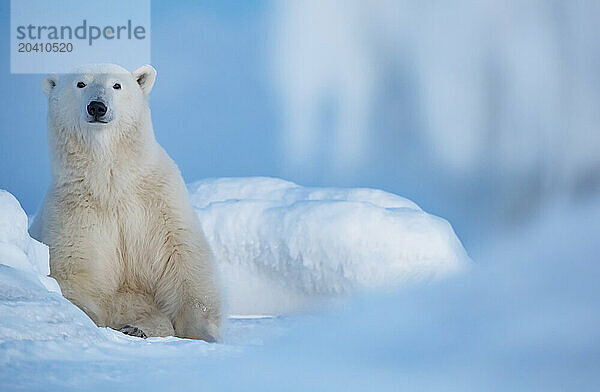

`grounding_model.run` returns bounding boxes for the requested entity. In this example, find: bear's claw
[117,324,148,338]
